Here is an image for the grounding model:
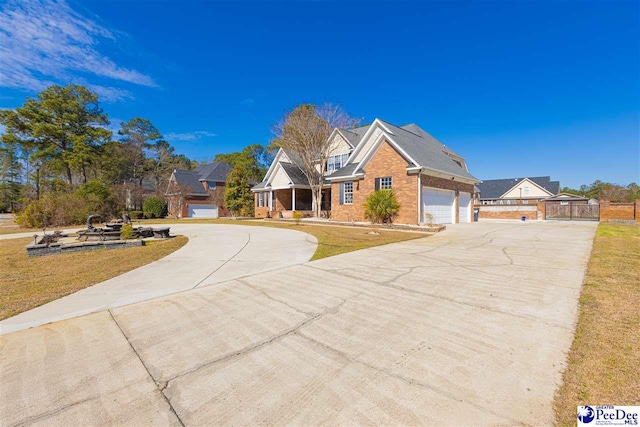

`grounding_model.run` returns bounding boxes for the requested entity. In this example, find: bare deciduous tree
[165,180,193,218]
[271,104,359,217]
